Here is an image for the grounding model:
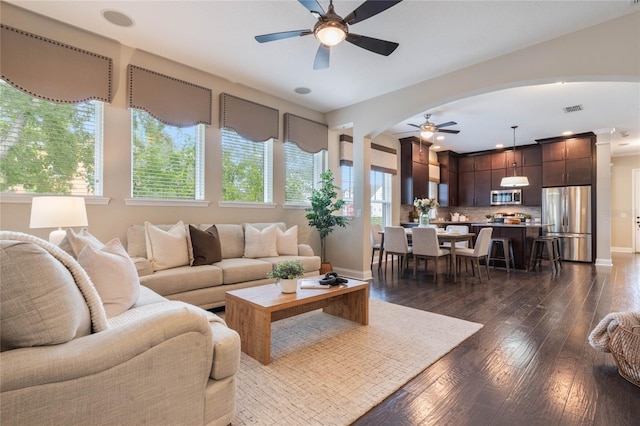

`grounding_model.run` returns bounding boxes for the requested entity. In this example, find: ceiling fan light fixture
[420,129,434,139]
[314,21,347,46]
